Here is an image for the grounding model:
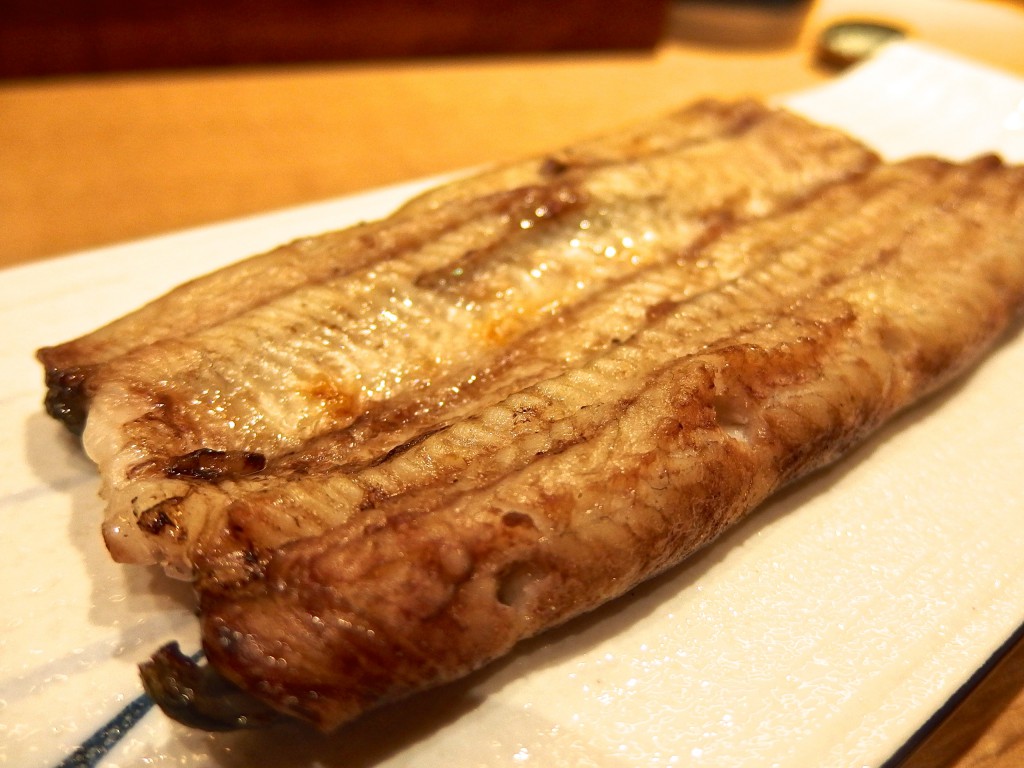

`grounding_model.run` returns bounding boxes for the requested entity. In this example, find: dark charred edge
[137,499,184,536]
[38,362,91,436]
[139,641,283,732]
[368,424,453,469]
[165,448,267,482]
